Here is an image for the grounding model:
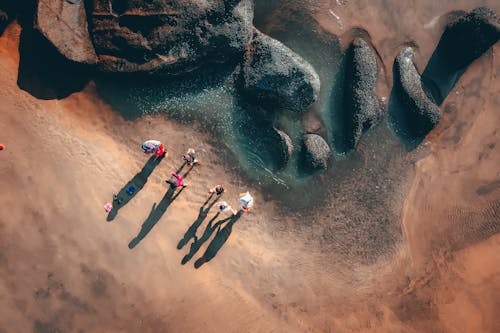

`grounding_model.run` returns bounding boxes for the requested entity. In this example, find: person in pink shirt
[165,172,187,190]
